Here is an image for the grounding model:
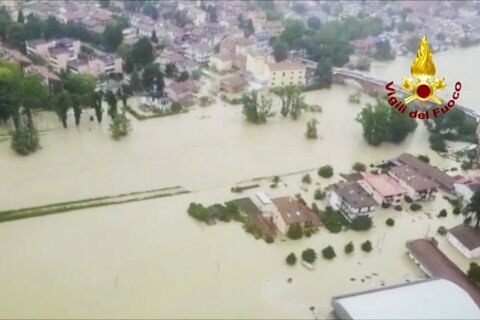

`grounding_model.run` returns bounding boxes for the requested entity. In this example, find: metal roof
[332,278,480,319]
